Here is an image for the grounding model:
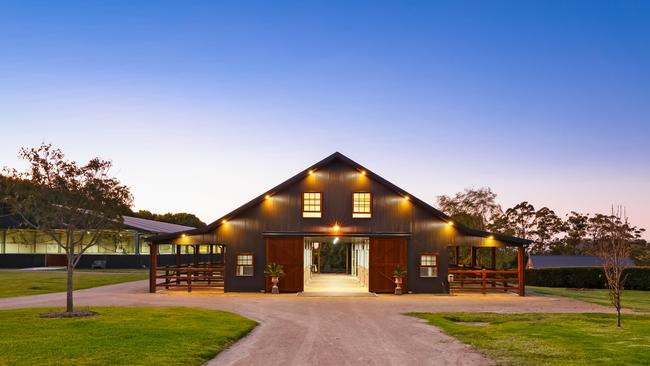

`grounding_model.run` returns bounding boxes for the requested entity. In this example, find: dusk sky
[1,1,649,237]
